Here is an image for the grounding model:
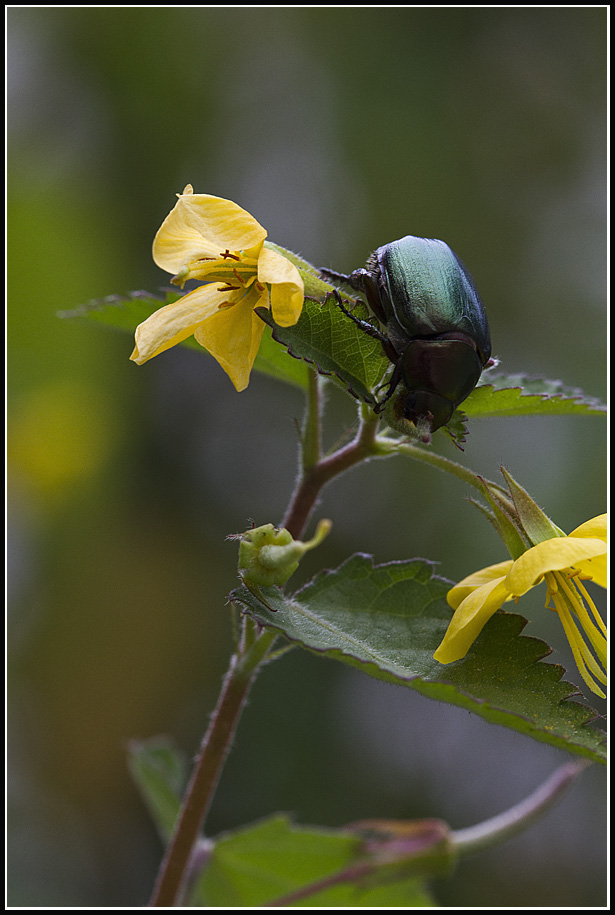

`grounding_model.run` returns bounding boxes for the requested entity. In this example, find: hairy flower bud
[237,520,331,588]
